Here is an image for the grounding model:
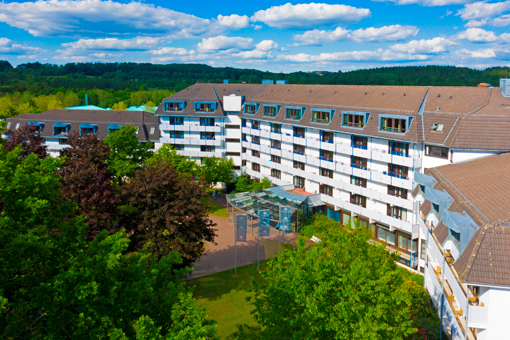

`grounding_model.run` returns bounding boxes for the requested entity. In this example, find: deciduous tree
[122,158,216,266]
[3,124,47,159]
[248,217,418,340]
[59,132,119,240]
